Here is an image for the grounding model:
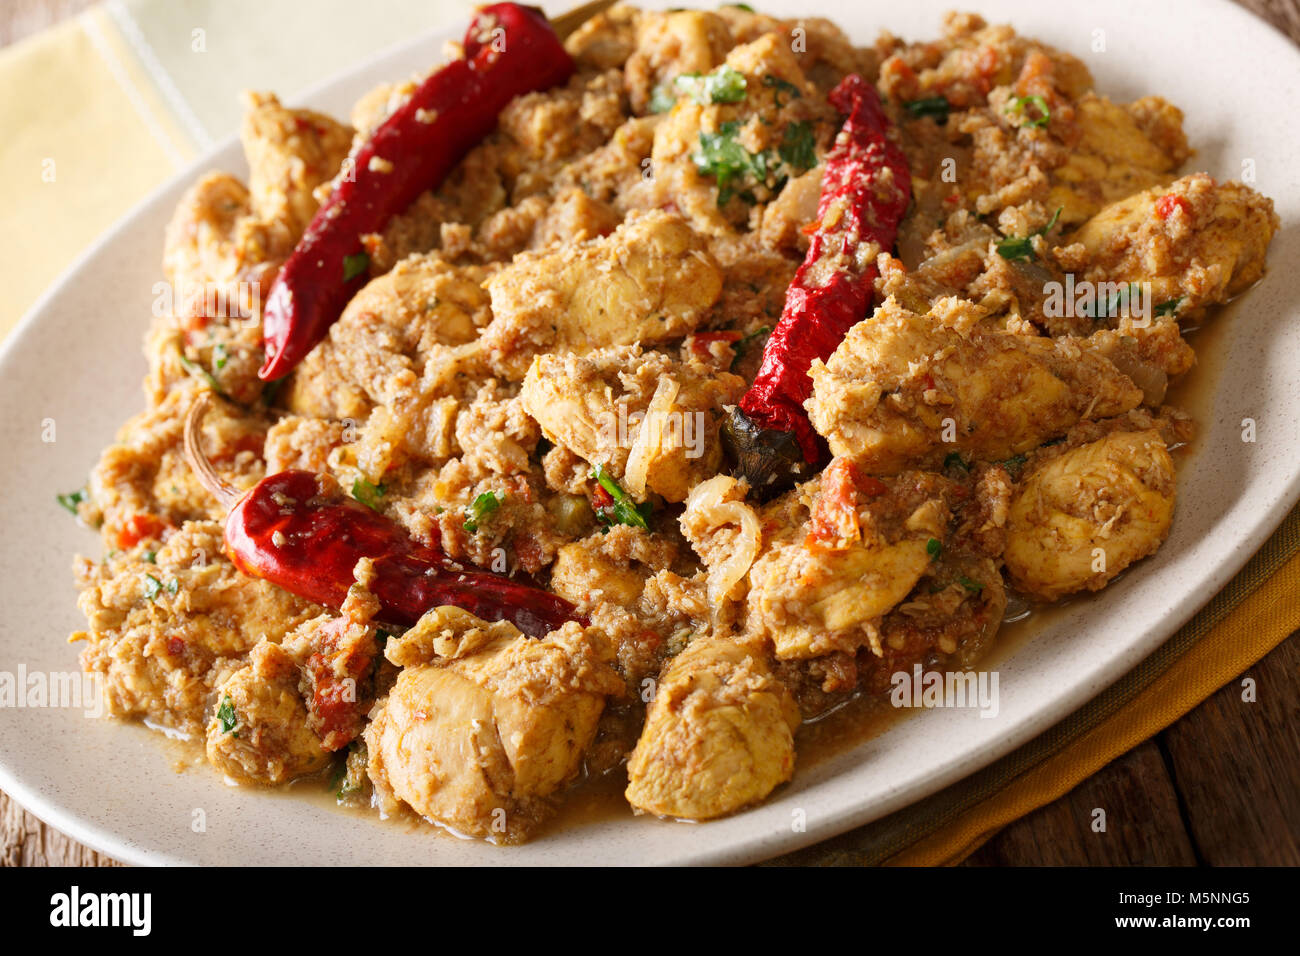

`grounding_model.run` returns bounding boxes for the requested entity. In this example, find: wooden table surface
[3,0,1297,868]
